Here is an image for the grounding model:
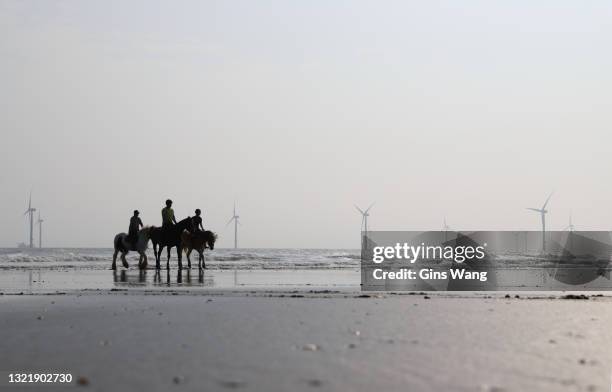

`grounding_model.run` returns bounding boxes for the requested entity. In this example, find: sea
[0,248,362,293]
[1,246,610,293]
